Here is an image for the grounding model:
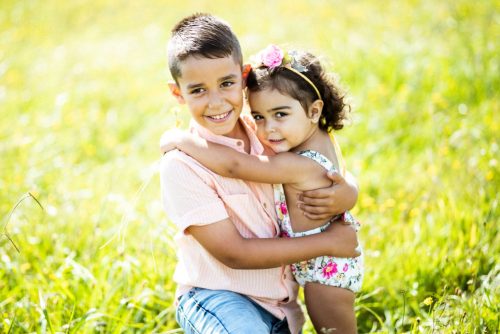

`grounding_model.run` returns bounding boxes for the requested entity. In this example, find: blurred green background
[1,0,498,332]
